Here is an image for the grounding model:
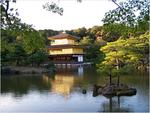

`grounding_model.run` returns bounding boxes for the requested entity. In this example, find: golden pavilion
[48,33,84,64]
